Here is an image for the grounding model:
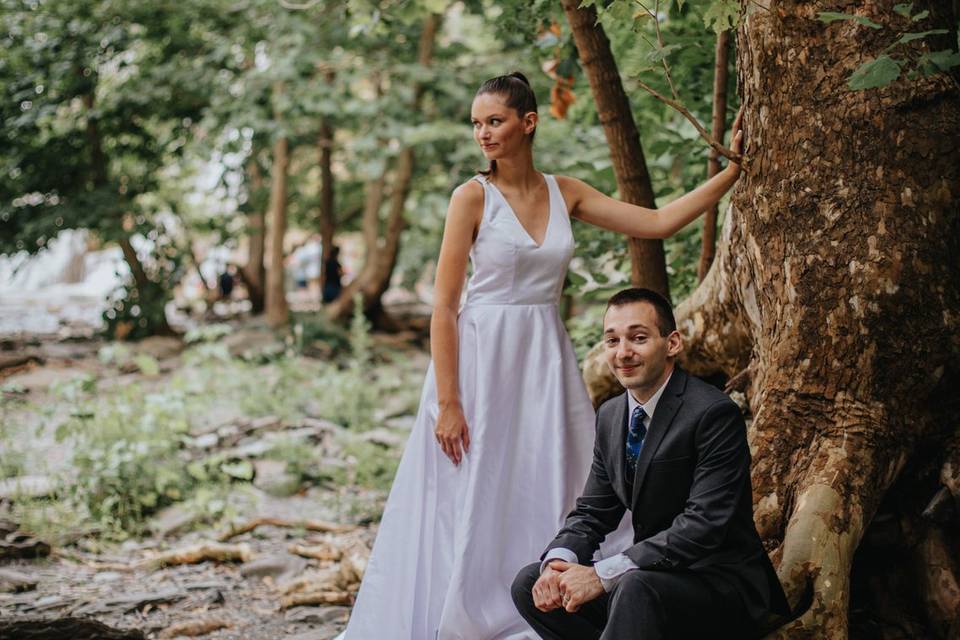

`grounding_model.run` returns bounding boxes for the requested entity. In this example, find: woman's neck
[491,148,539,191]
